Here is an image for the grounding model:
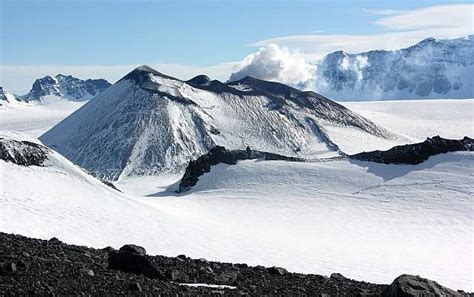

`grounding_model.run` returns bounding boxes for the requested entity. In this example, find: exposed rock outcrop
[178,145,303,192]
[350,136,473,165]
[383,274,463,297]
[0,138,49,166]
